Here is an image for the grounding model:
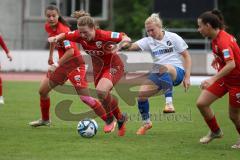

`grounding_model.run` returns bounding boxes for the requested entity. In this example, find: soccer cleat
[231,138,240,149]
[117,113,128,136]
[0,96,4,104]
[103,116,117,133]
[29,119,51,127]
[163,103,175,113]
[136,121,153,135]
[199,130,223,144]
